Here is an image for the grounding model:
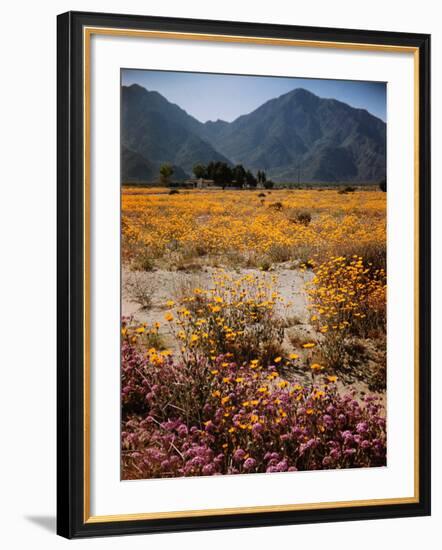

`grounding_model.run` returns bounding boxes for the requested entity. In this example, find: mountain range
[121,83,386,184]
